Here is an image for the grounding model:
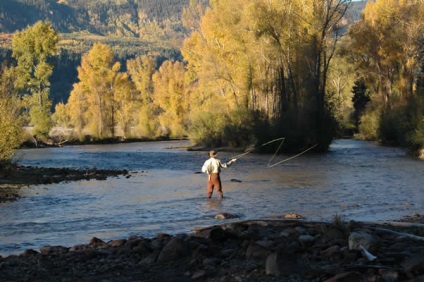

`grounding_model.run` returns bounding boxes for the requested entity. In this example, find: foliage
[351,78,370,132]
[0,67,23,164]
[66,43,122,138]
[12,20,58,137]
[357,104,380,141]
[152,60,188,137]
[182,0,350,151]
[347,0,424,151]
[126,55,159,138]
